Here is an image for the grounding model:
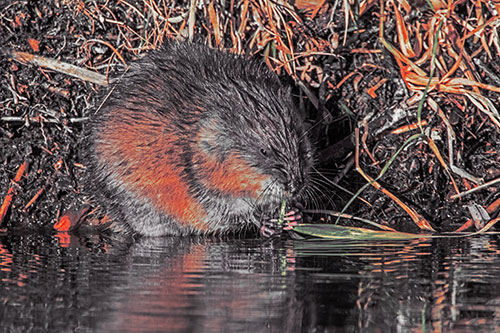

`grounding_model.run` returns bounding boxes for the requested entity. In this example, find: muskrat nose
[279,166,304,197]
[287,183,298,196]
